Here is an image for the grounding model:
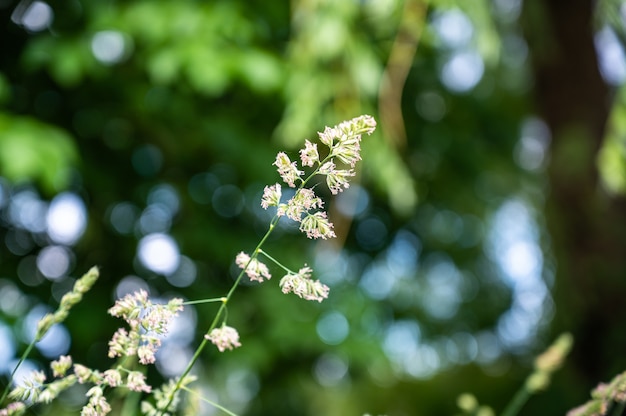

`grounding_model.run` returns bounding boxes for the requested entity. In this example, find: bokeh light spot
[441,50,484,92]
[138,204,172,234]
[0,280,28,317]
[165,256,197,288]
[514,117,550,171]
[137,233,180,275]
[37,323,71,358]
[0,323,16,374]
[108,202,140,235]
[8,189,47,233]
[148,184,180,216]
[37,245,72,280]
[212,185,245,218]
[91,30,129,65]
[486,199,550,349]
[317,311,349,345]
[7,359,39,386]
[47,193,87,245]
[188,172,220,204]
[17,255,44,287]
[429,210,463,244]
[314,353,349,386]
[421,256,462,320]
[132,145,163,177]
[595,26,626,85]
[493,0,523,22]
[12,0,53,32]
[115,275,149,299]
[383,320,421,364]
[360,262,395,300]
[226,369,260,405]
[335,185,370,218]
[386,230,420,277]
[356,217,388,251]
[156,344,193,377]
[5,228,35,256]
[432,9,473,48]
